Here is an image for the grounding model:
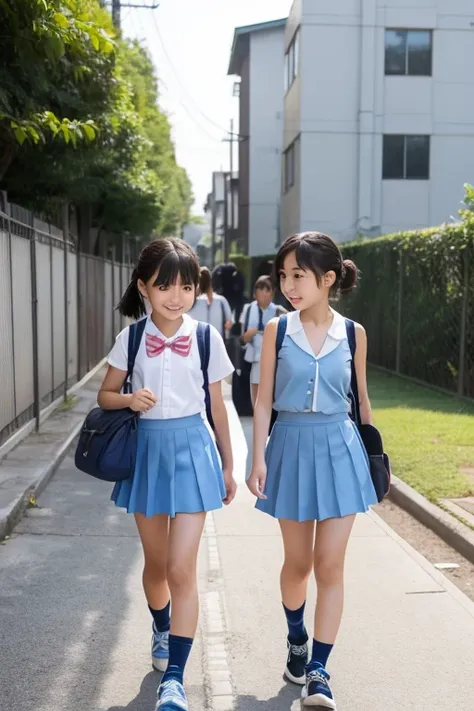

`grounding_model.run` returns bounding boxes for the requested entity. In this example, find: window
[385,29,432,76]
[284,143,295,191]
[383,135,430,180]
[284,29,300,92]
